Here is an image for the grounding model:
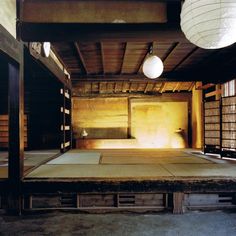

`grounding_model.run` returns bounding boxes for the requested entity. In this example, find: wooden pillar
[191,82,203,149]
[173,192,184,214]
[7,45,24,214]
